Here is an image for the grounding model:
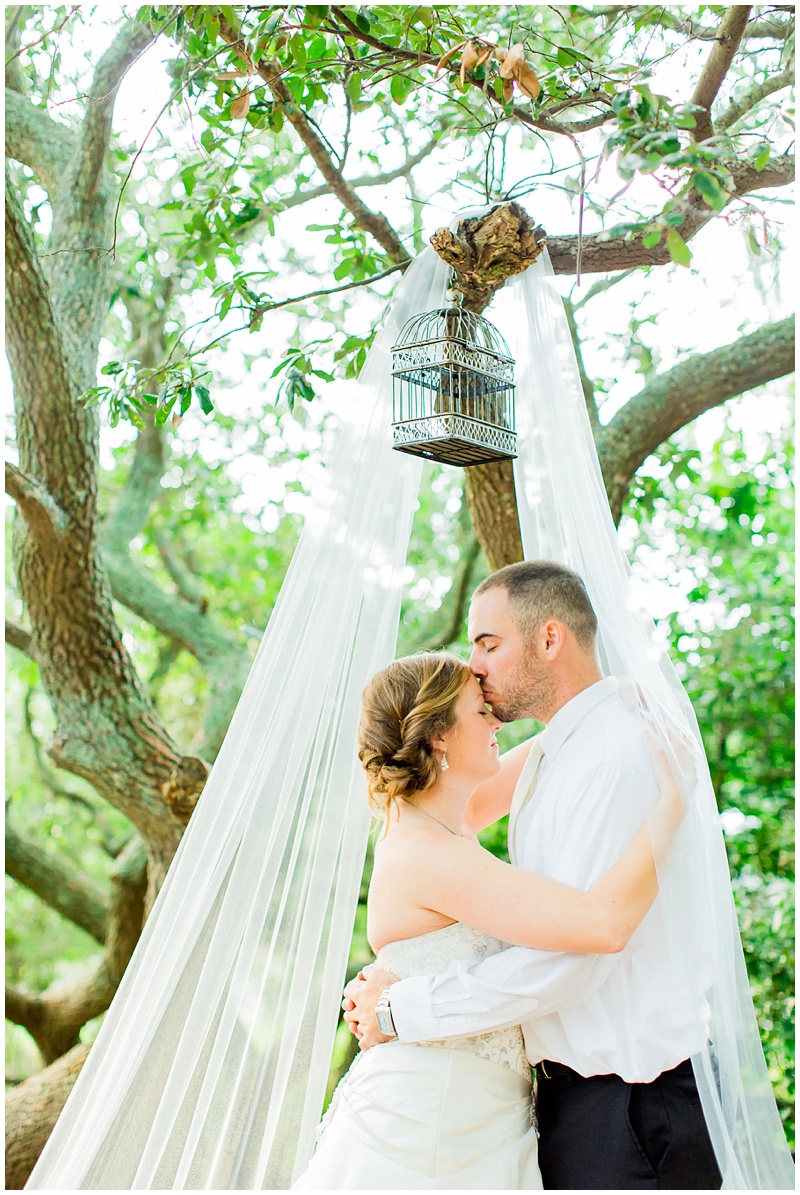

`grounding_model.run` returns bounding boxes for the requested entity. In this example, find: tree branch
[248,261,407,323]
[5,824,109,944]
[102,419,250,758]
[598,316,795,522]
[77,19,156,205]
[645,9,794,42]
[546,153,795,274]
[21,688,97,814]
[4,88,76,198]
[5,619,35,658]
[5,1041,91,1191]
[5,462,69,545]
[4,6,27,93]
[4,837,146,1066]
[206,12,411,264]
[716,50,795,131]
[103,547,249,758]
[563,296,600,434]
[327,6,612,137]
[416,532,482,652]
[691,5,753,142]
[258,133,444,218]
[102,421,164,547]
